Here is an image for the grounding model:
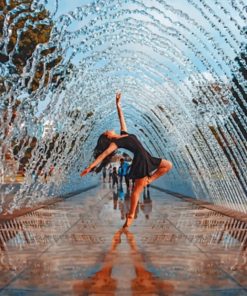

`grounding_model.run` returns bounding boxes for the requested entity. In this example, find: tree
[0,0,69,179]
[0,0,63,93]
